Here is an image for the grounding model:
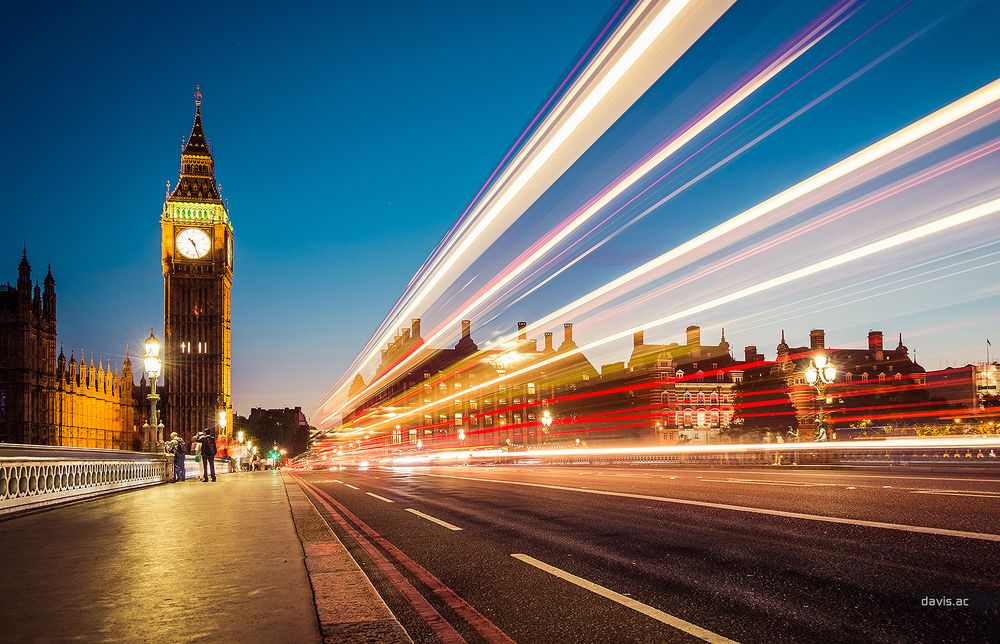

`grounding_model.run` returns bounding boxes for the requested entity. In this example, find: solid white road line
[331,479,344,484]
[701,478,815,487]
[366,492,395,503]
[344,483,360,490]
[538,467,1000,485]
[417,473,1000,542]
[512,554,737,644]
[911,490,1000,498]
[405,508,463,531]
